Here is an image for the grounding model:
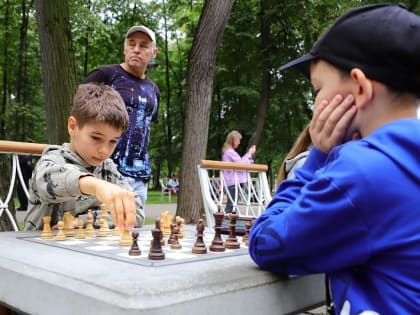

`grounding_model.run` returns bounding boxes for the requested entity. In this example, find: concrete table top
[0,228,324,315]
